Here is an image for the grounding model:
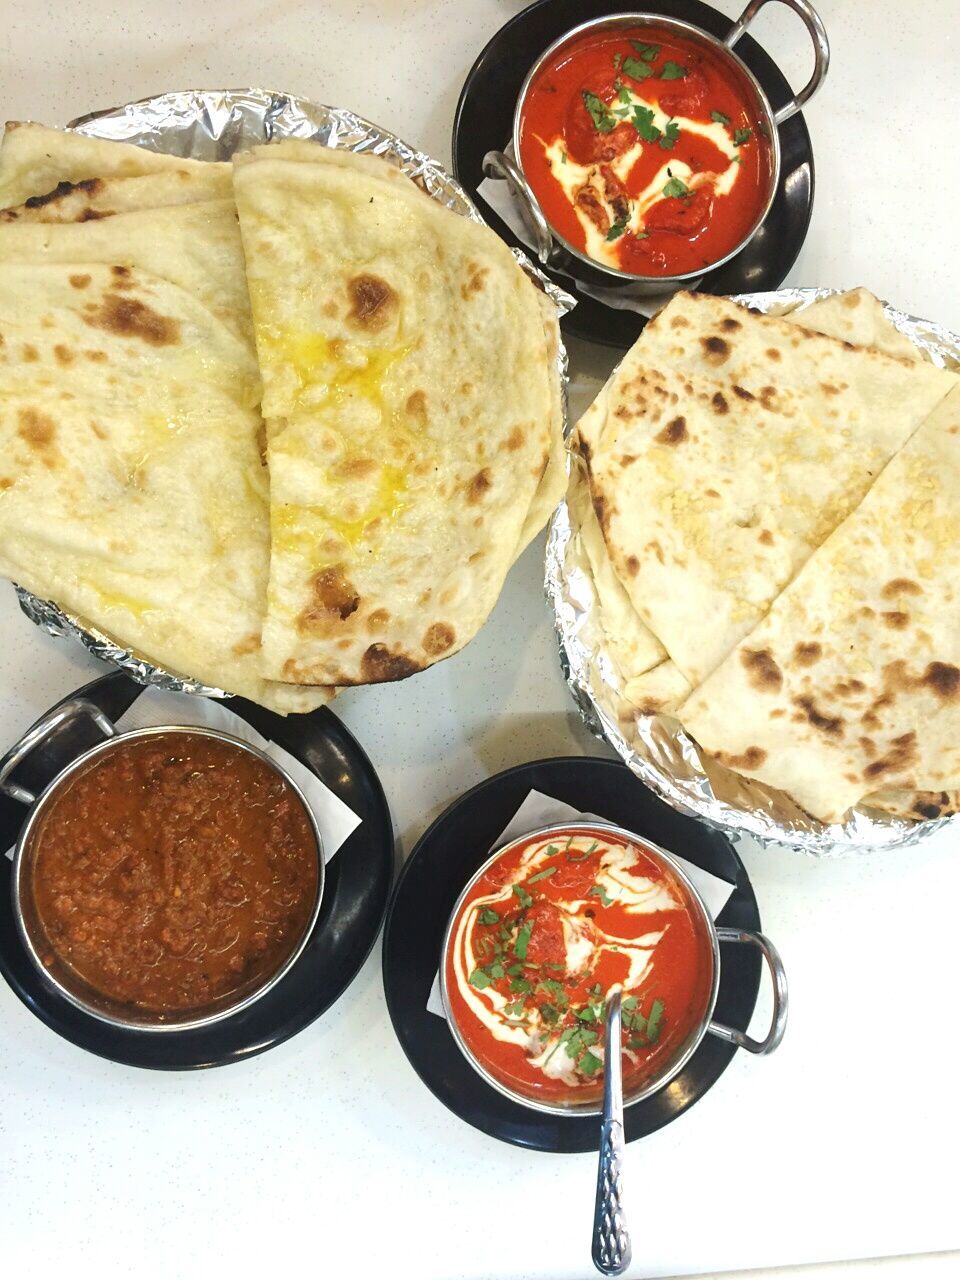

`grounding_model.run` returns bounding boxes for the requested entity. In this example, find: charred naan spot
[16,408,58,463]
[23,177,102,209]
[834,677,866,698]
[700,335,730,364]
[669,314,689,329]
[793,641,822,667]
[424,622,456,655]
[715,746,766,770]
[366,608,390,633]
[864,731,918,780]
[347,273,398,331]
[759,386,777,408]
[593,494,608,533]
[298,565,360,631]
[711,391,729,414]
[78,210,108,221]
[741,648,783,692]
[232,633,261,656]
[625,555,640,576]
[882,577,922,598]
[859,736,877,758]
[881,610,910,630]
[766,347,781,361]
[21,343,38,362]
[705,488,720,499]
[89,421,107,441]
[619,453,637,468]
[720,317,741,333]
[405,390,428,426]
[460,263,489,300]
[655,416,688,446]
[841,339,856,350]
[921,661,960,701]
[335,456,379,480]
[503,425,524,452]
[793,696,843,737]
[644,539,665,565]
[53,344,74,366]
[69,273,91,290]
[758,529,773,545]
[110,265,135,291]
[361,644,421,683]
[732,384,754,401]
[83,294,180,346]
[466,468,492,504]
[820,382,840,396]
